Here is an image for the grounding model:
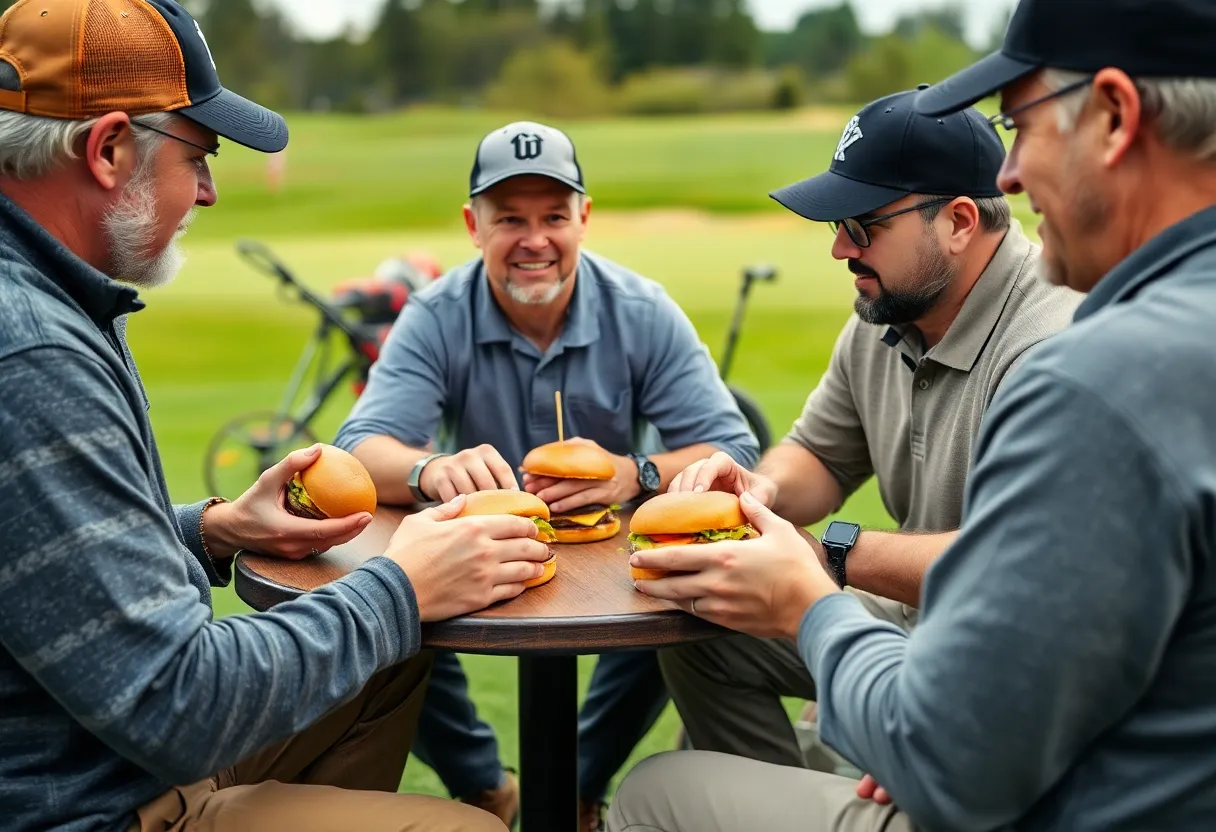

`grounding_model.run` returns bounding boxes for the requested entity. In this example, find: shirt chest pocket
[563,390,634,453]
